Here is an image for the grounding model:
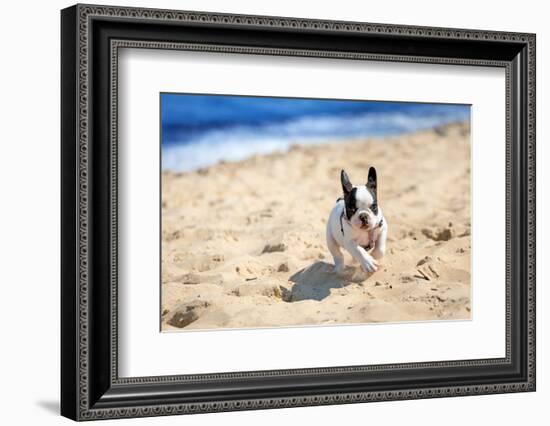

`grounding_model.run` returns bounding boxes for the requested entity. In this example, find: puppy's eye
[371,203,378,213]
